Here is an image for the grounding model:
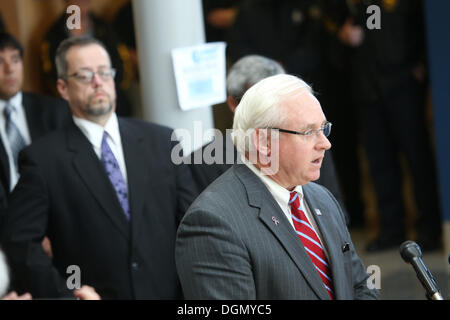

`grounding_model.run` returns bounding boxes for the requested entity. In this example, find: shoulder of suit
[304,182,334,199]
[22,91,67,105]
[304,181,347,222]
[194,166,240,198]
[22,127,67,157]
[22,92,70,116]
[118,117,174,135]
